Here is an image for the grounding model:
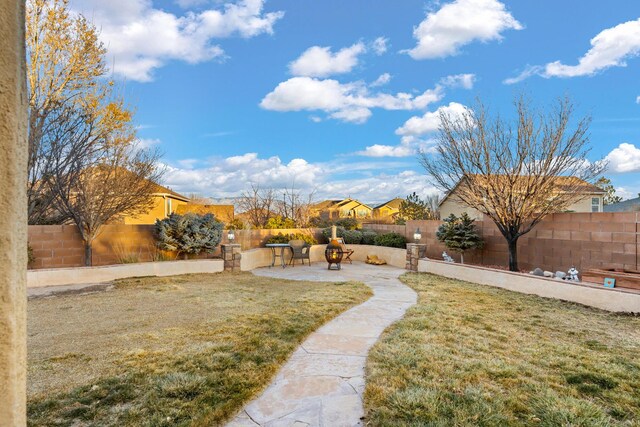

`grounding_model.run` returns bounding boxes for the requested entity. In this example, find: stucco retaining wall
[240,244,406,270]
[418,259,640,313]
[27,259,224,288]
